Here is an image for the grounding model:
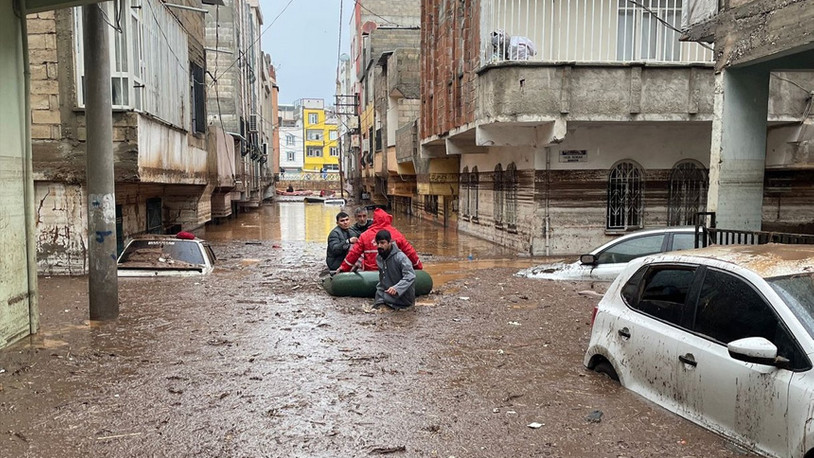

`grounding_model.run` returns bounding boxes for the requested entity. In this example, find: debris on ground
[585,410,603,423]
